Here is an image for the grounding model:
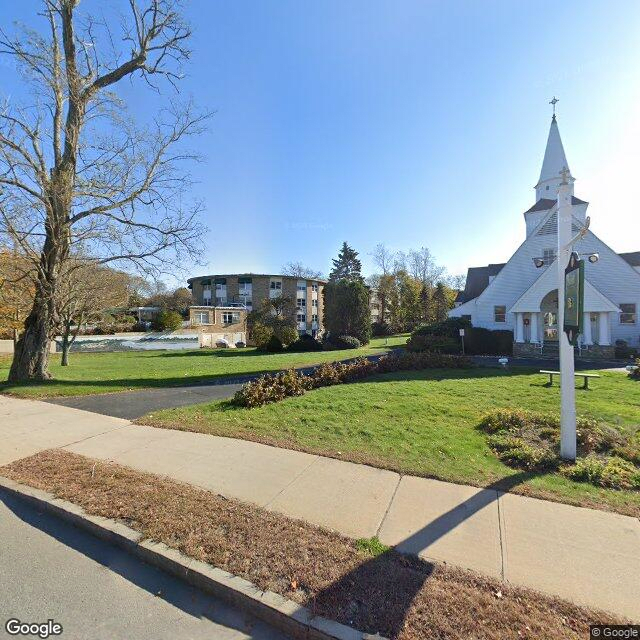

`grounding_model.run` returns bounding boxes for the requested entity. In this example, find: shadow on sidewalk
[306,471,540,639]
